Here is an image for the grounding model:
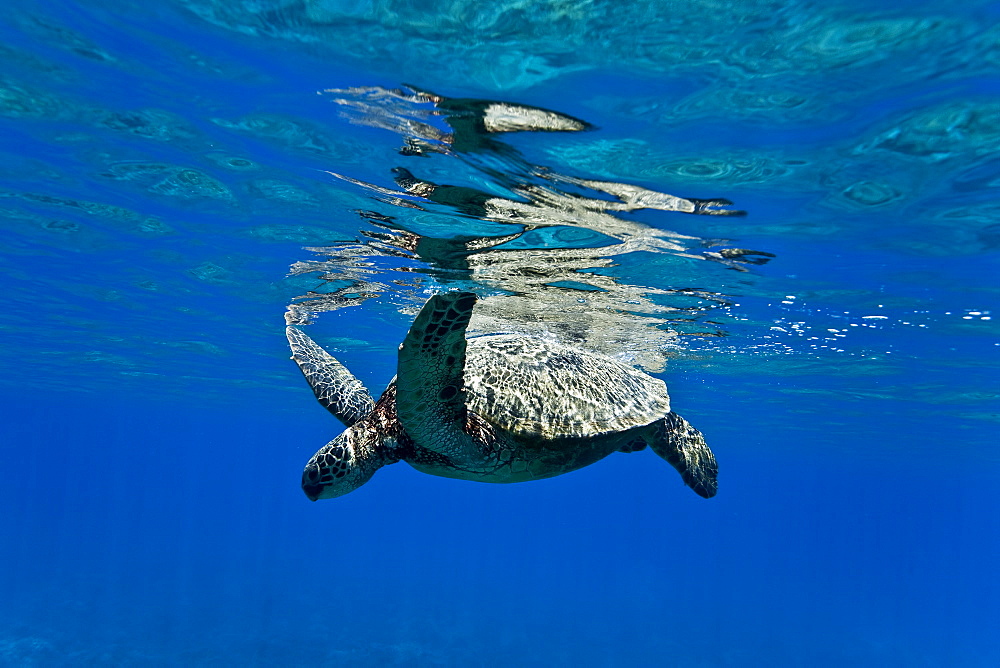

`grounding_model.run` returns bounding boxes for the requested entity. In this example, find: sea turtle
[288,291,718,500]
